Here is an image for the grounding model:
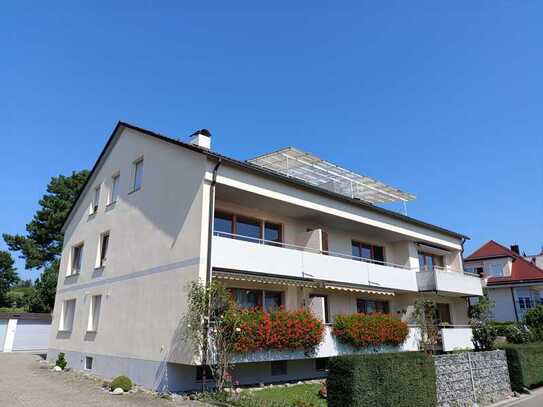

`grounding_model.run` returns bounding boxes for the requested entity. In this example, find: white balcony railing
[212,232,419,292]
[417,266,483,296]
